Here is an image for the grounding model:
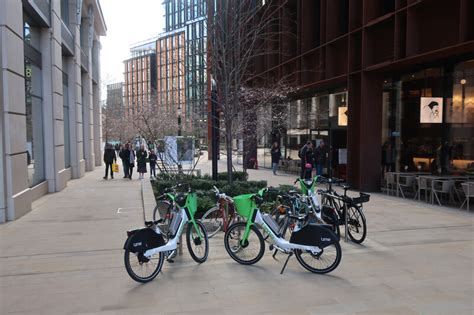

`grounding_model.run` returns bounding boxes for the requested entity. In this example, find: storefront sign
[420,97,443,123]
[338,107,348,126]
